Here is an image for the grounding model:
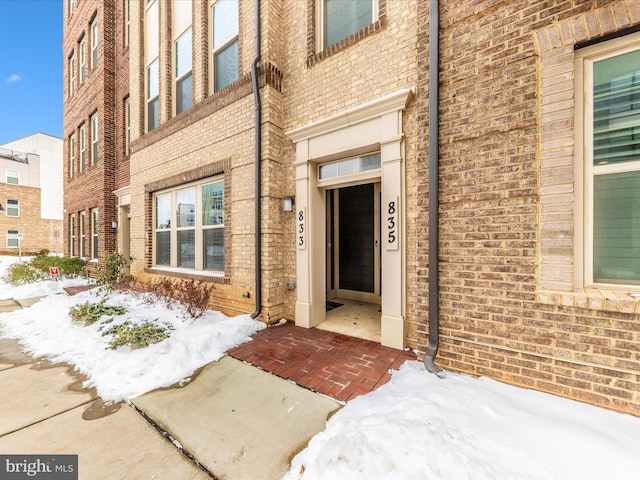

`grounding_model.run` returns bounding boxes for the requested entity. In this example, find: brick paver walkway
[228,322,416,402]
